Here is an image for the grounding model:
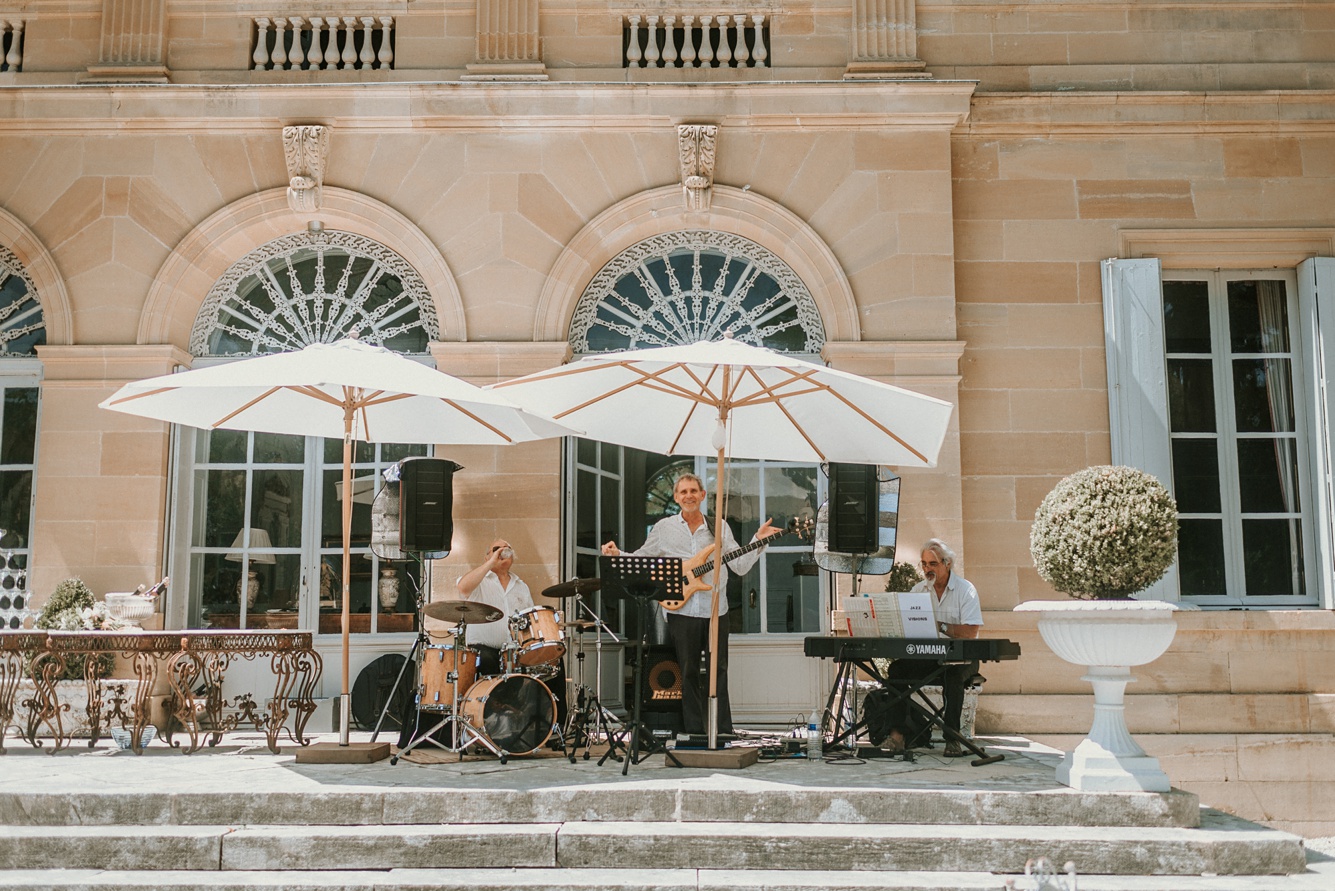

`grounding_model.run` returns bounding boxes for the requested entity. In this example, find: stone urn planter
[1014,599,1177,792]
[1024,465,1180,793]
